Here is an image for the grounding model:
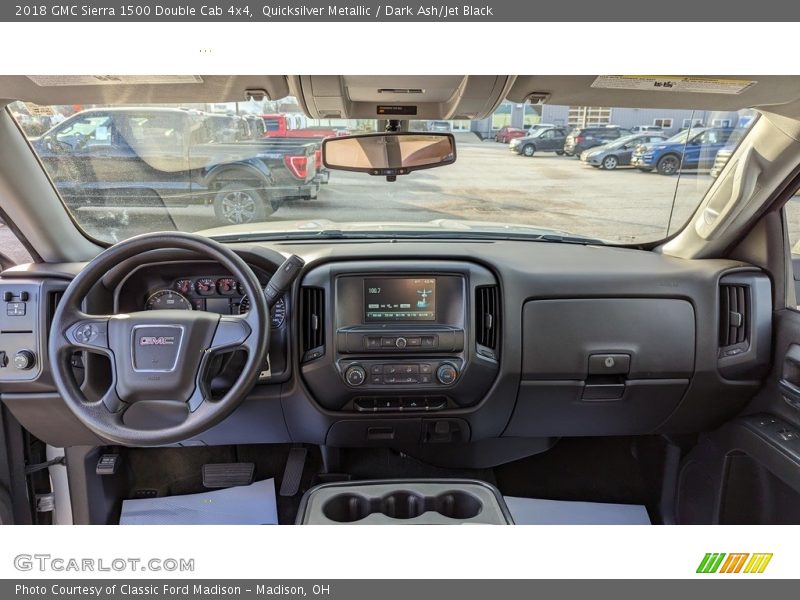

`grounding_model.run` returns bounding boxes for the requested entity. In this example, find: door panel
[674,308,800,524]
